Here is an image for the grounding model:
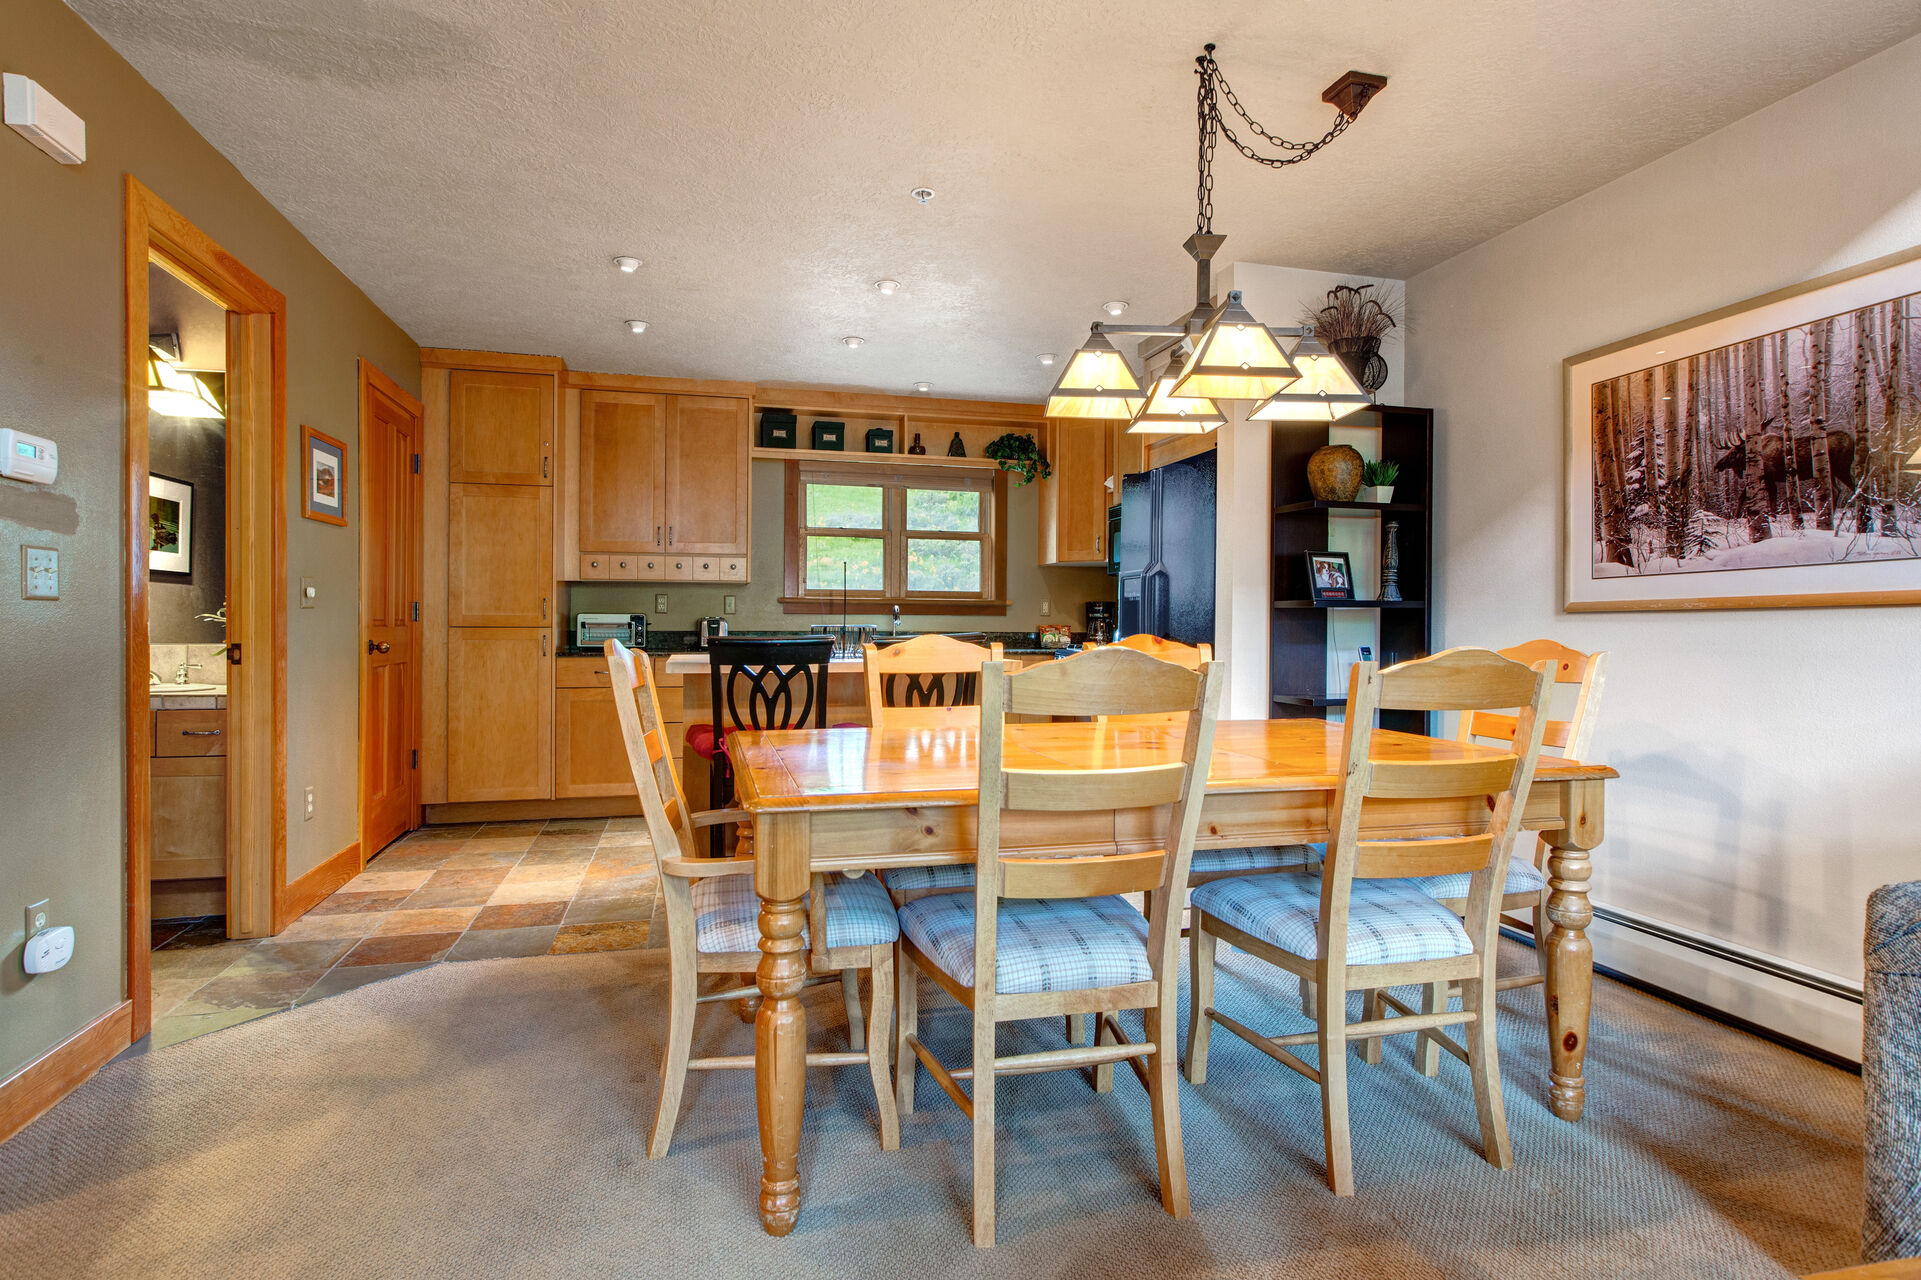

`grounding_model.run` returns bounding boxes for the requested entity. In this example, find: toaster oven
[574,612,646,650]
